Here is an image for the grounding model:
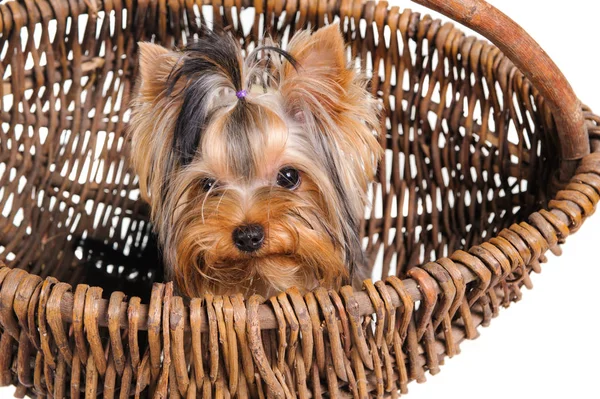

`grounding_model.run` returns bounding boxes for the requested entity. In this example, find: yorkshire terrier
[129,24,382,297]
